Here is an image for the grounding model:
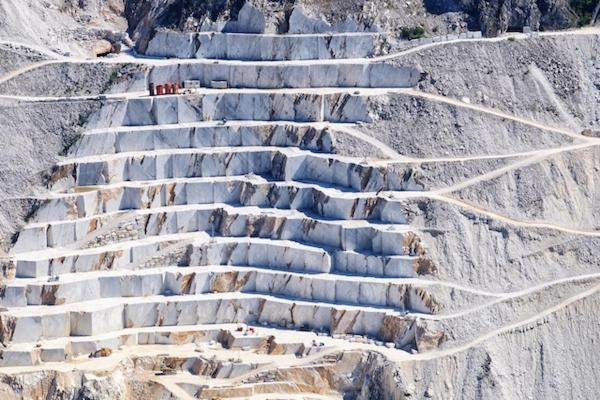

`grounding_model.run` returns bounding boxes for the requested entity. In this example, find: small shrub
[577,14,592,26]
[570,0,596,26]
[400,26,426,40]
